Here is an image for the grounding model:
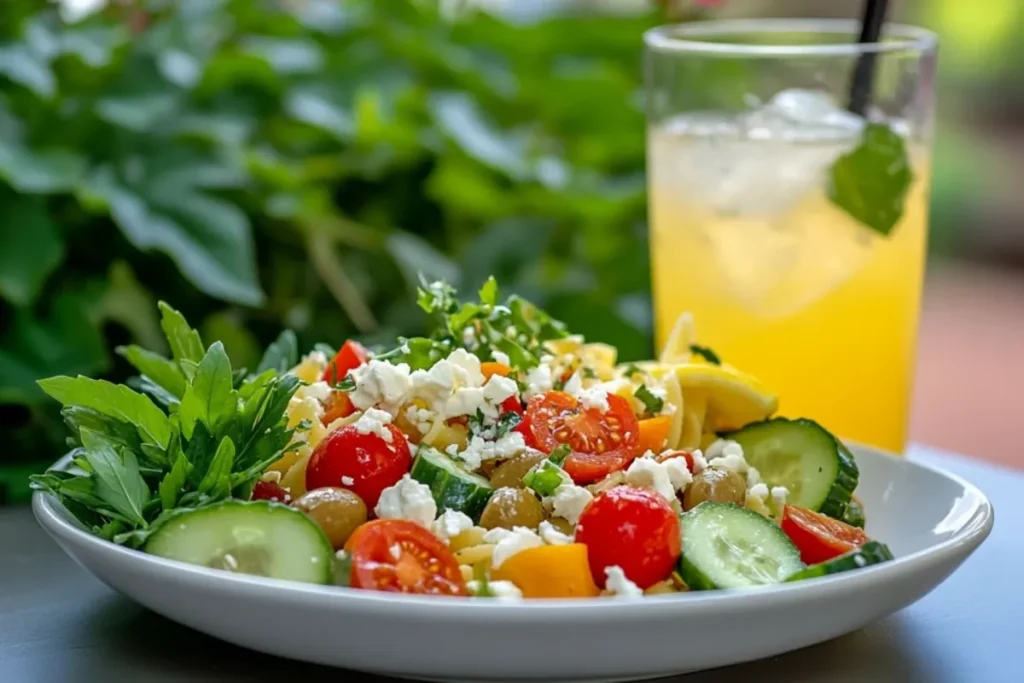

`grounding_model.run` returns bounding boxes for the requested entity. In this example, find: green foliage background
[0,0,667,503]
